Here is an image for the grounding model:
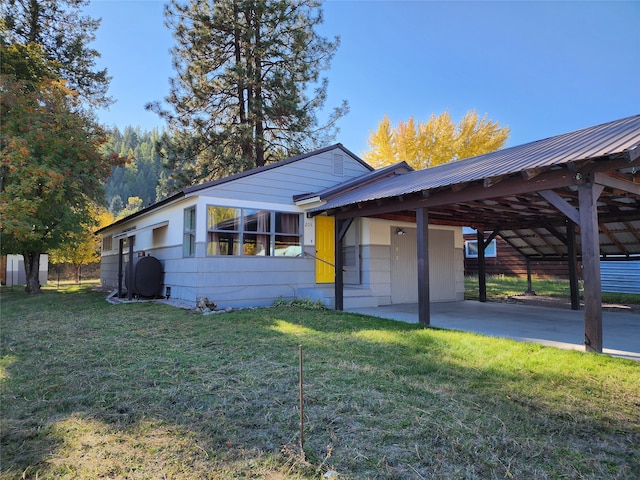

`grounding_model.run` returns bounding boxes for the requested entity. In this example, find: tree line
[103,126,168,217]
